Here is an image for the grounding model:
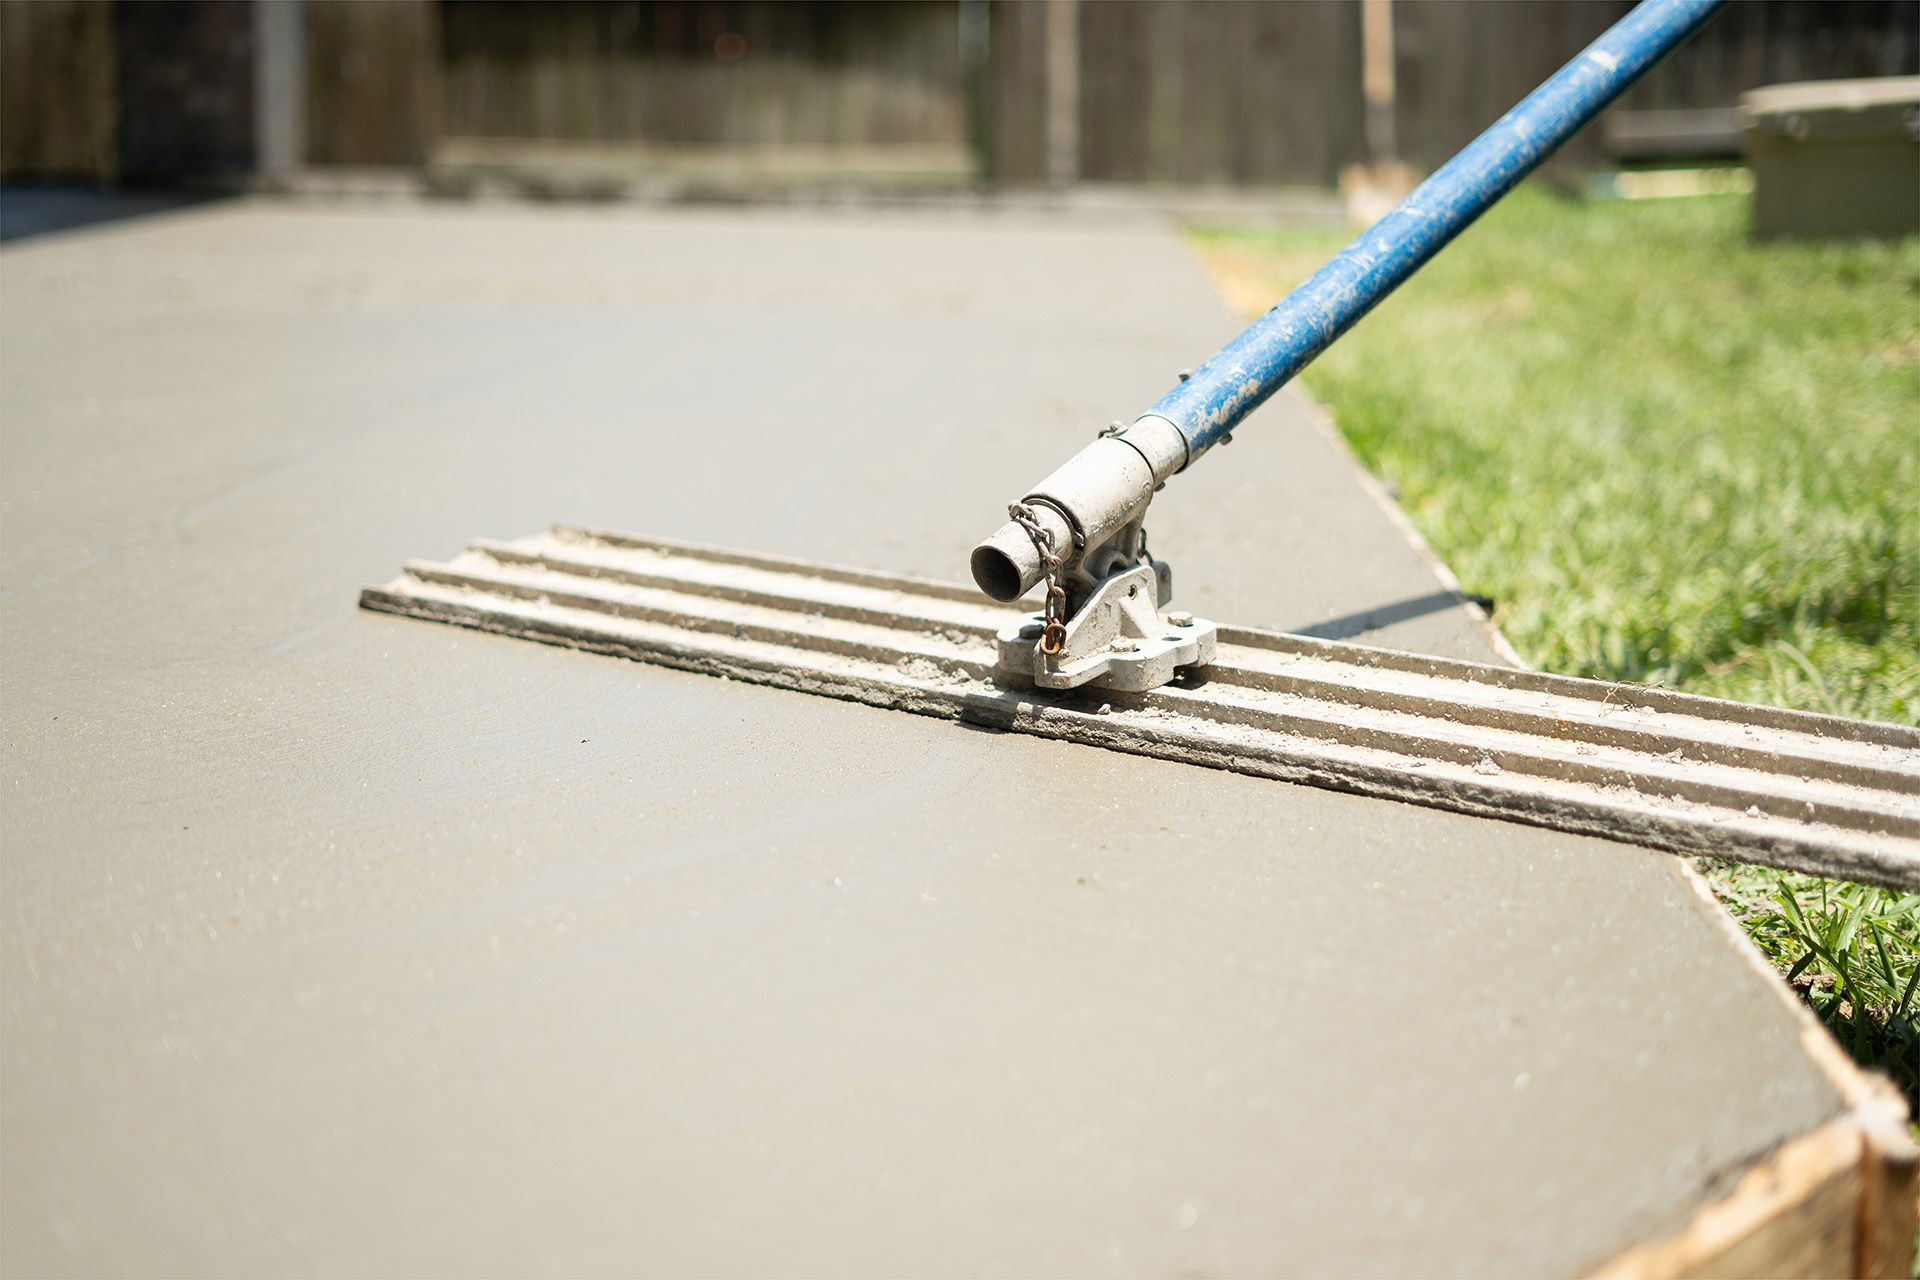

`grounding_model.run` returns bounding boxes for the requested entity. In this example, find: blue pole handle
[1145,0,1724,462]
